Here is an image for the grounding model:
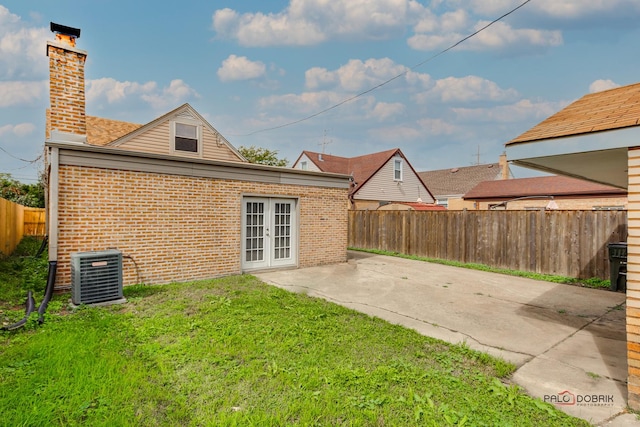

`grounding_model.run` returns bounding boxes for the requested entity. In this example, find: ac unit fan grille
[71,250,123,305]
